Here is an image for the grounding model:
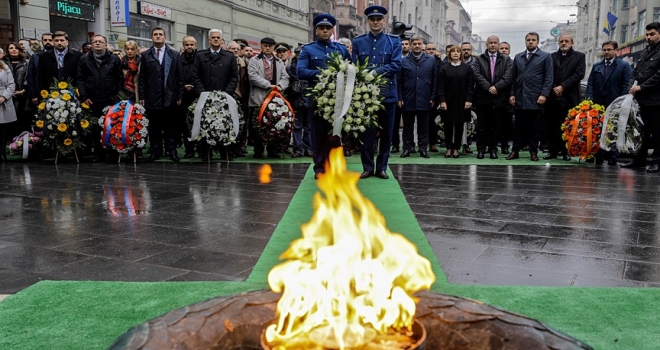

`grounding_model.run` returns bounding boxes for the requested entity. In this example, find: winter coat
[585,57,633,107]
[138,46,183,109]
[548,48,586,109]
[5,58,28,111]
[472,51,513,107]
[36,48,82,95]
[77,50,124,109]
[437,63,474,123]
[629,42,660,106]
[247,54,289,107]
[0,66,17,124]
[192,49,238,96]
[510,49,553,110]
[285,57,308,110]
[397,53,437,111]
